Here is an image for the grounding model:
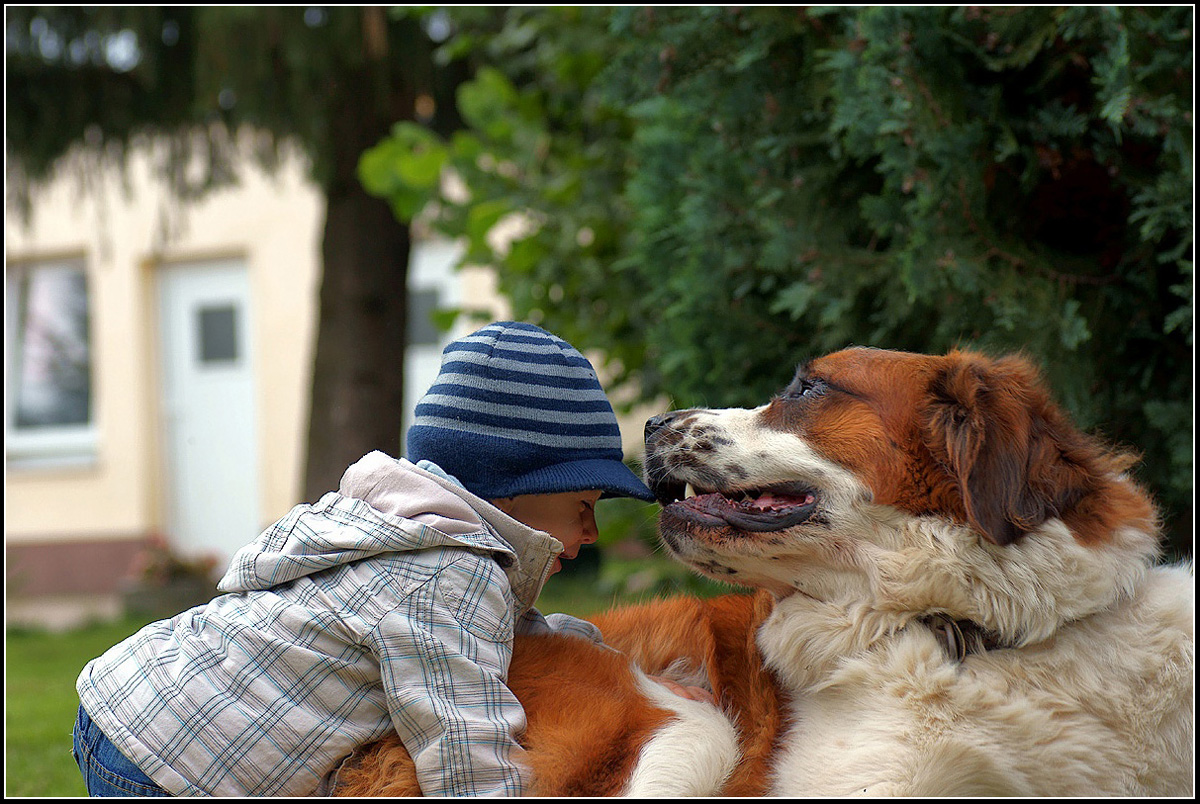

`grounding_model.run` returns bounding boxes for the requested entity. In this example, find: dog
[642,346,1194,796]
